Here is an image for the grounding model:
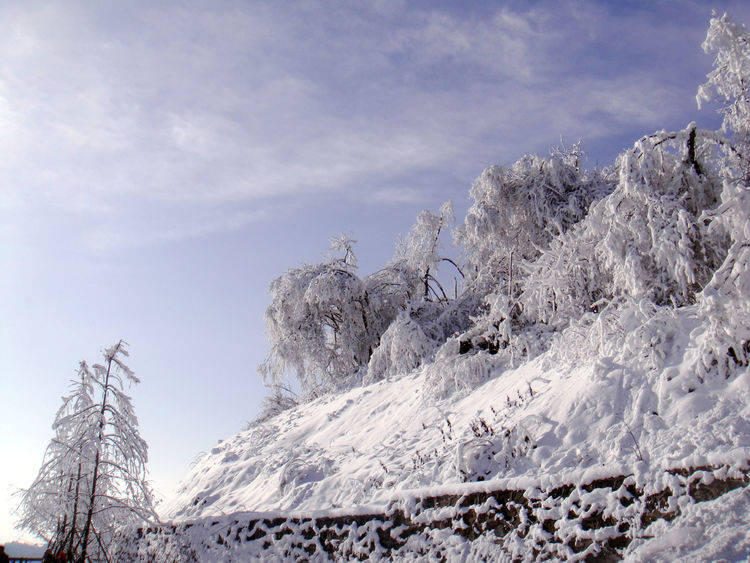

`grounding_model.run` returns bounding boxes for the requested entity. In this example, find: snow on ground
[162,301,750,548]
[624,486,750,561]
